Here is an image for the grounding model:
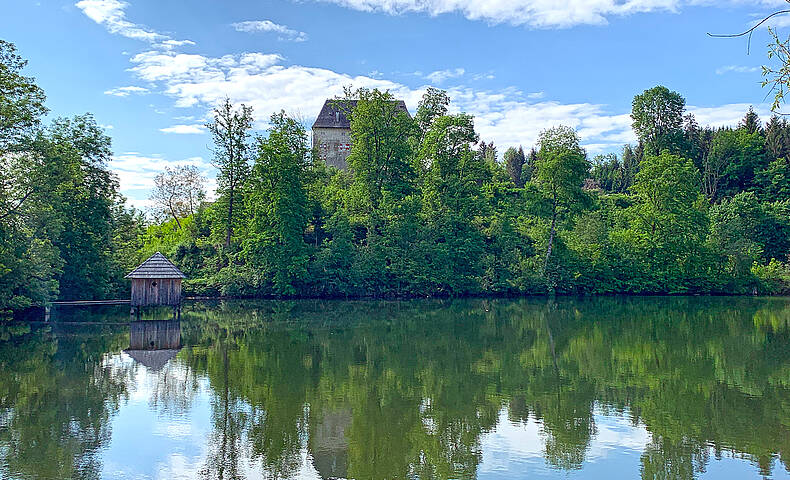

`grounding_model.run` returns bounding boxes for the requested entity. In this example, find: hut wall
[130,278,182,307]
